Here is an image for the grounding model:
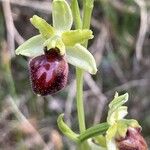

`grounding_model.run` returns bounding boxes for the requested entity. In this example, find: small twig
[134,0,148,61]
[14,27,25,44]
[90,21,108,66]
[64,80,76,127]
[2,0,15,57]
[0,0,51,14]
[105,79,150,96]
[8,96,50,150]
[84,73,107,124]
[106,42,127,83]
[109,0,137,14]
